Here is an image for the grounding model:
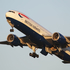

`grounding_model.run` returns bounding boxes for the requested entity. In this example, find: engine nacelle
[52,32,66,45]
[7,34,20,46]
